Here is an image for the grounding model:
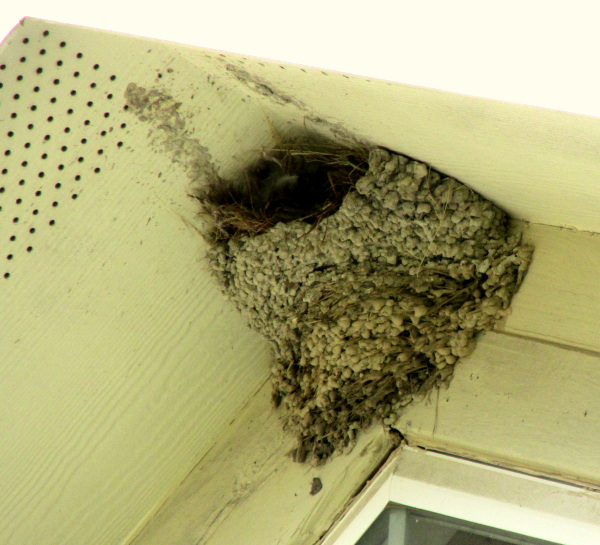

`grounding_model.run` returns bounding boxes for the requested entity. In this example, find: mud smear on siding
[124,82,219,184]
